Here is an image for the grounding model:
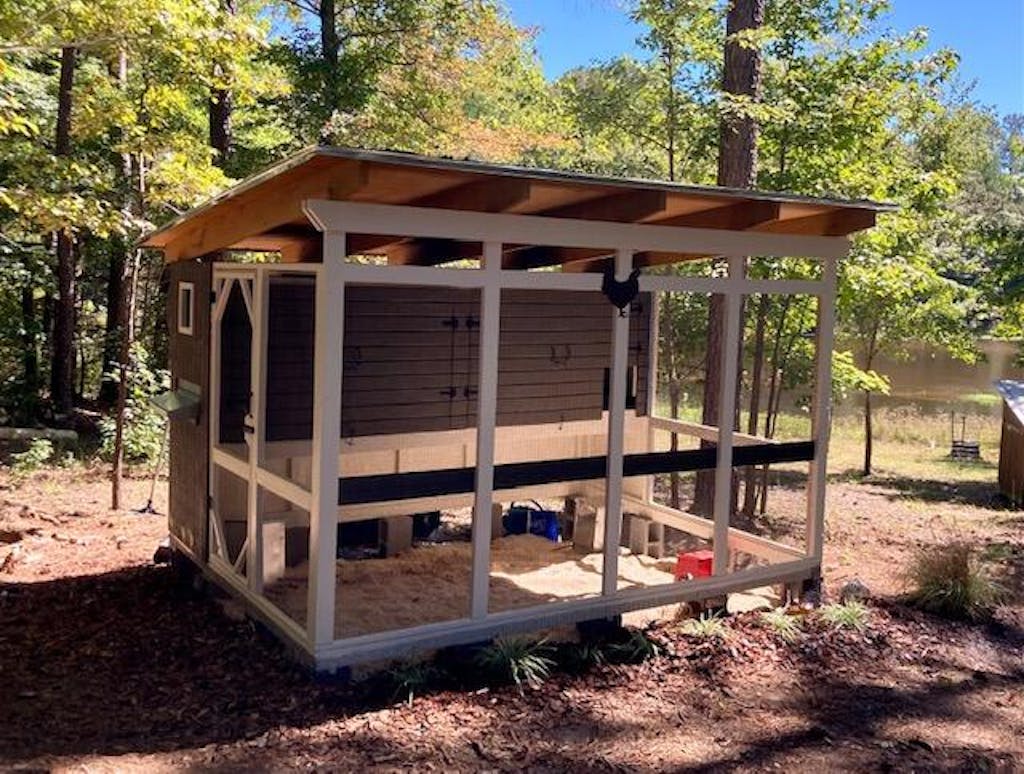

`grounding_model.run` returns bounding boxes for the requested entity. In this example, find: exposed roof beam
[653,200,781,230]
[352,178,533,258]
[754,207,876,236]
[162,161,368,261]
[540,189,668,222]
[500,190,666,270]
[502,246,610,270]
